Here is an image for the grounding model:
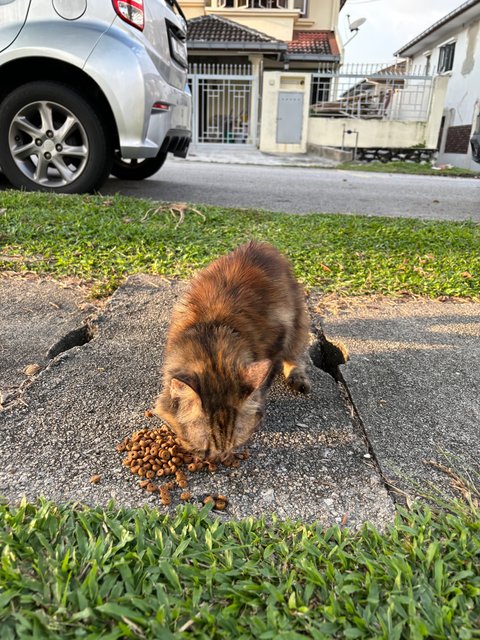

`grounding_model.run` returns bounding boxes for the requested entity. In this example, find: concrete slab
[0,275,97,406]
[0,275,393,528]
[320,298,480,500]
[181,147,336,168]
